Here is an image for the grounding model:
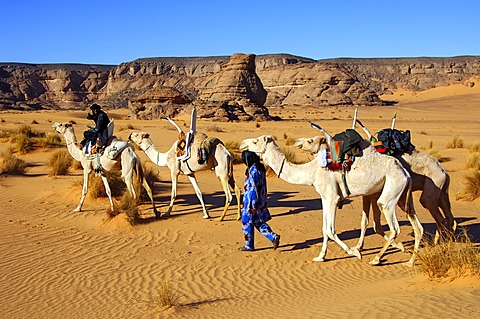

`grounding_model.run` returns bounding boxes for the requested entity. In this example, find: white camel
[294,134,456,247]
[128,131,241,221]
[52,122,159,218]
[241,135,424,266]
